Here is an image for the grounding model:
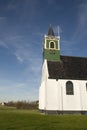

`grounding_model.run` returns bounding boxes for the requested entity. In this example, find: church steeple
[43,25,60,61]
[48,25,55,36]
